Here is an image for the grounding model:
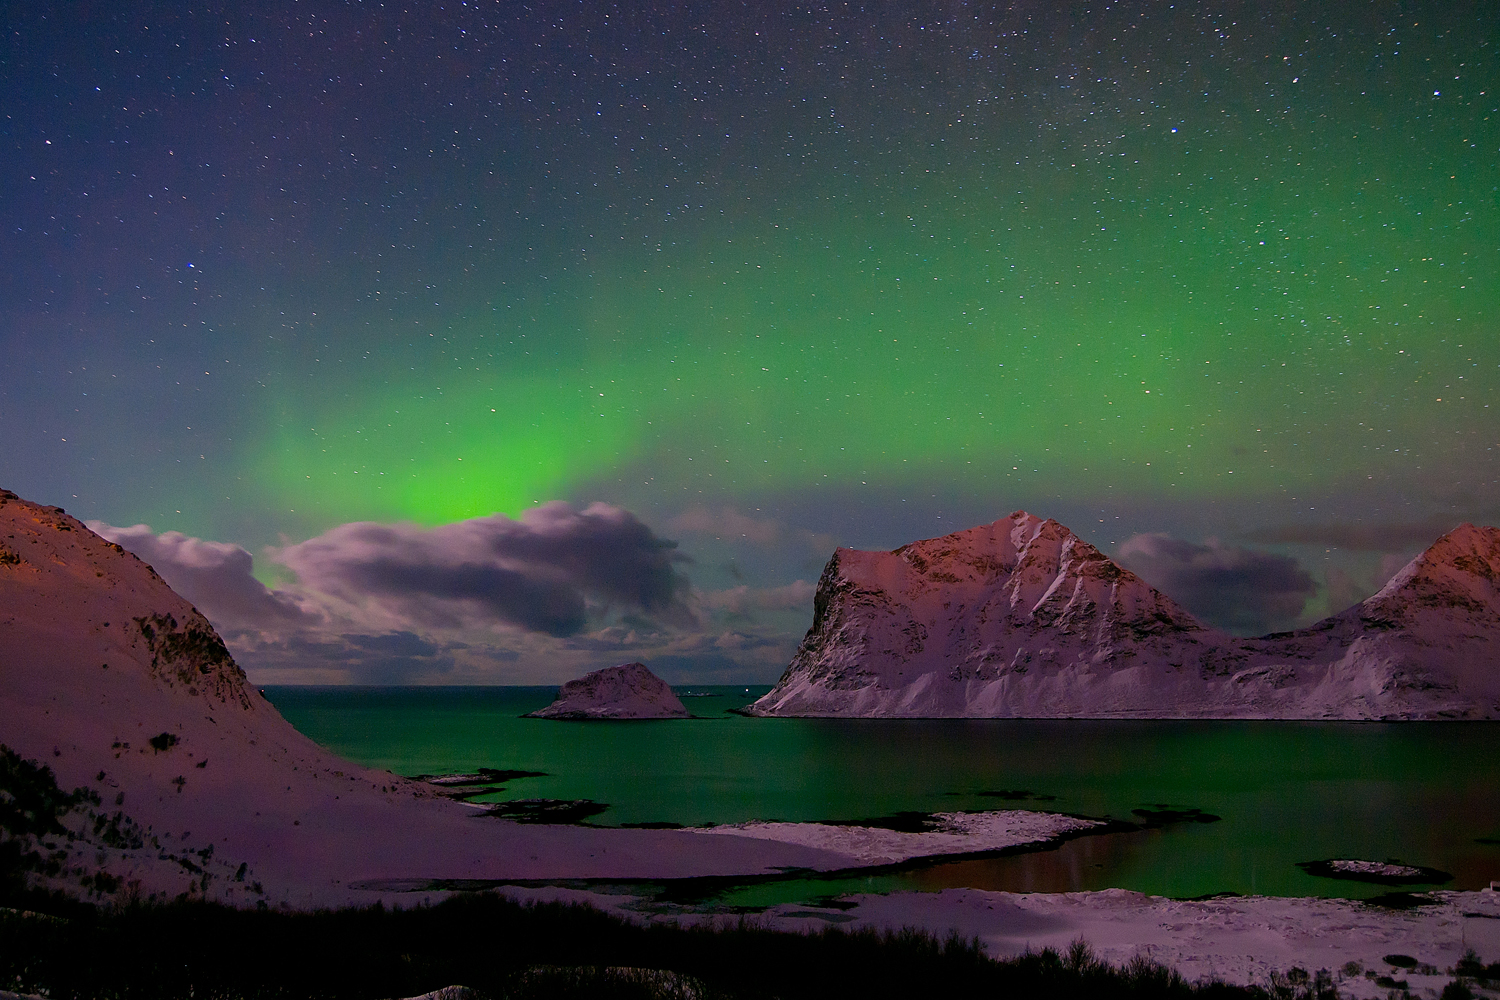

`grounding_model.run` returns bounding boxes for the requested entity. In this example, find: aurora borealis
[3,2,1497,682]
